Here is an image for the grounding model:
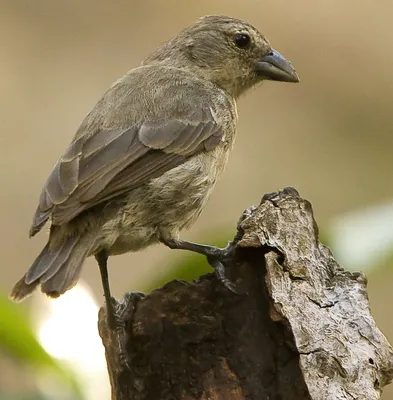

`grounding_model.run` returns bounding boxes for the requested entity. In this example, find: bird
[10,15,299,328]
